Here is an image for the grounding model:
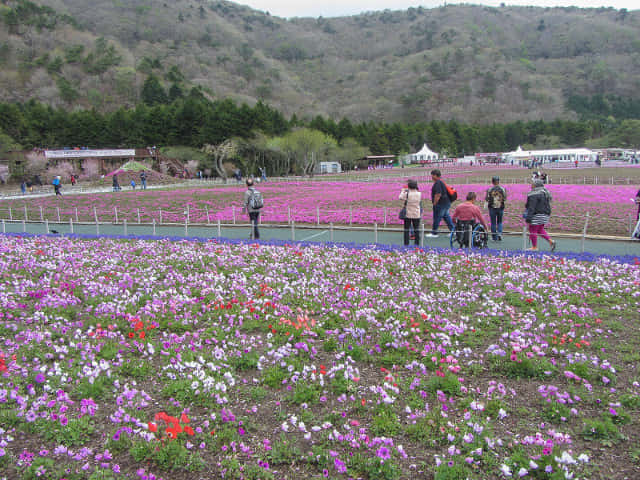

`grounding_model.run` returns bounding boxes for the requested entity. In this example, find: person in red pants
[525,179,556,252]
